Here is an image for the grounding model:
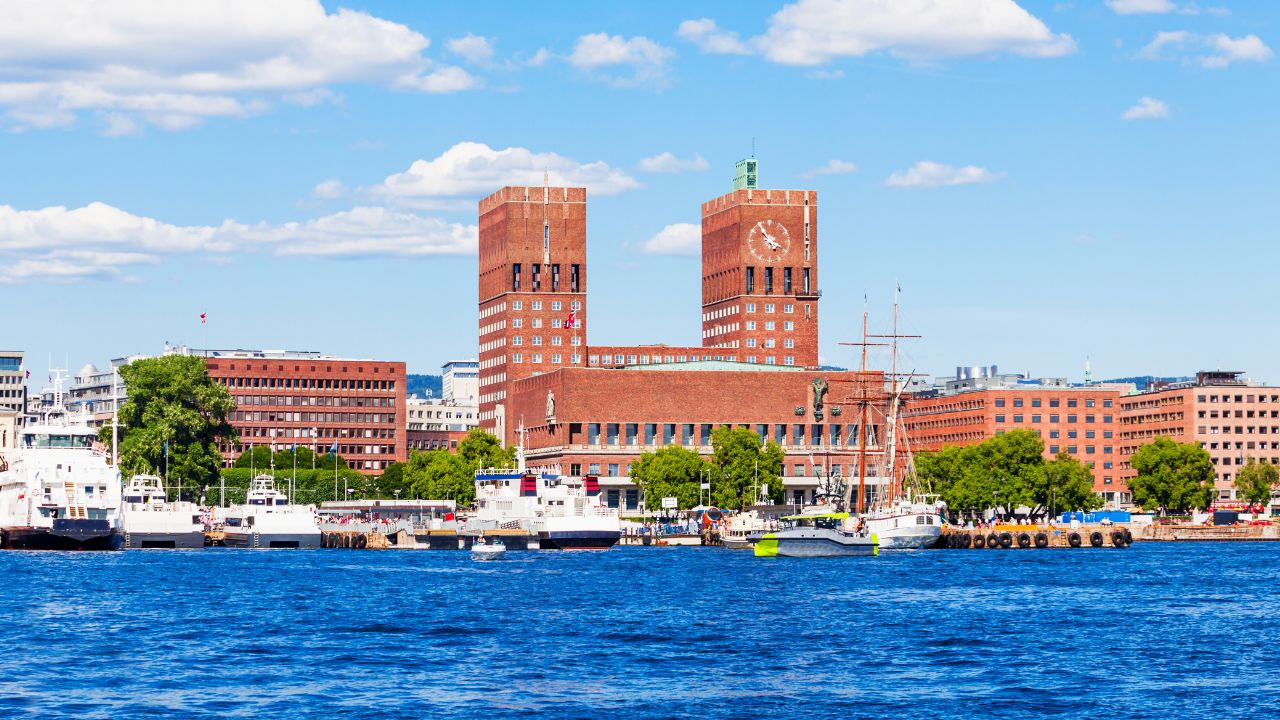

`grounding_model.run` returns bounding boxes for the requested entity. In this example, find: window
[995,415,1005,423]
[1049,430,1060,439]
[764,339,776,348]
[784,339,795,348]
[512,300,522,310]
[1032,415,1041,423]
[765,357,776,365]
[531,354,542,363]
[1013,399,1024,408]
[551,354,562,364]
[765,267,773,293]
[802,268,811,294]
[532,301,542,310]
[783,304,794,313]
[765,321,776,330]
[784,356,795,366]
[511,263,521,291]
[532,318,542,328]
[1068,399,1078,408]
[765,304,775,313]
[512,353,522,363]
[531,336,542,346]
[551,301,562,311]
[995,399,1006,408]
[1013,415,1024,423]
[1050,399,1060,408]
[1050,445,1059,454]
[571,299,581,311]
[784,267,793,293]
[512,318,522,328]
[1032,399,1042,408]
[1049,414,1059,423]
[746,267,755,294]
[512,336,523,346]
[784,321,794,330]
[1067,414,1077,423]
